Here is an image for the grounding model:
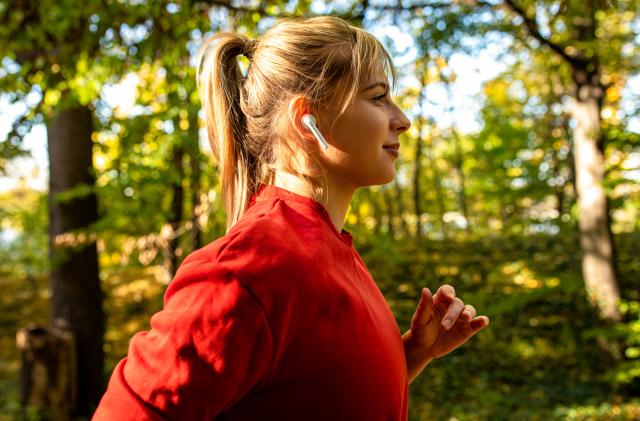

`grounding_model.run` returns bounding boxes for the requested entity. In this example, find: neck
[273,170,355,233]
